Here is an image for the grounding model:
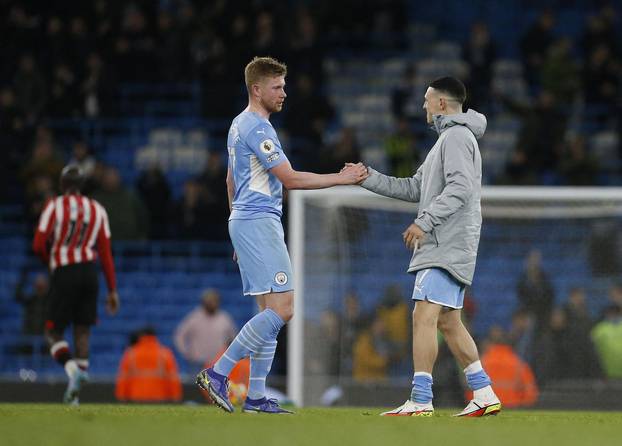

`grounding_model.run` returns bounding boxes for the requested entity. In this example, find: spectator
[516,249,555,335]
[174,289,237,369]
[24,175,55,232]
[198,151,229,241]
[520,10,555,90]
[172,179,210,239]
[535,307,572,384]
[136,165,172,239]
[340,291,367,375]
[500,90,567,182]
[92,166,149,240]
[540,38,580,105]
[377,285,410,371]
[477,326,538,408]
[391,64,419,123]
[353,316,389,382]
[606,283,622,311]
[307,310,341,377]
[384,117,419,178]
[508,308,536,365]
[69,140,97,179]
[462,21,496,110]
[582,45,620,111]
[319,127,362,174]
[115,7,155,82]
[154,11,191,82]
[81,53,117,118]
[564,287,602,378]
[581,11,619,59]
[14,271,48,337]
[42,16,67,70]
[283,74,335,160]
[20,131,64,198]
[557,135,599,185]
[289,10,324,83]
[47,62,79,118]
[591,305,622,379]
[115,327,182,402]
[13,53,47,124]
